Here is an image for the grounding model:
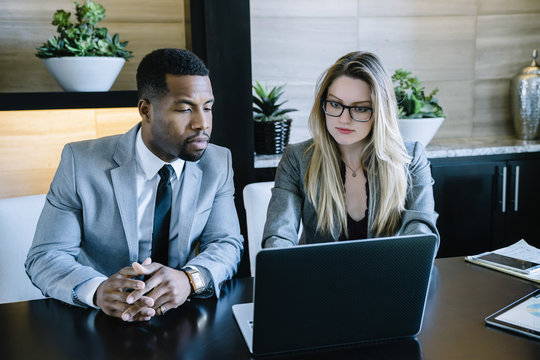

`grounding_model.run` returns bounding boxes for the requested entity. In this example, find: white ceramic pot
[398,117,445,147]
[42,57,125,92]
